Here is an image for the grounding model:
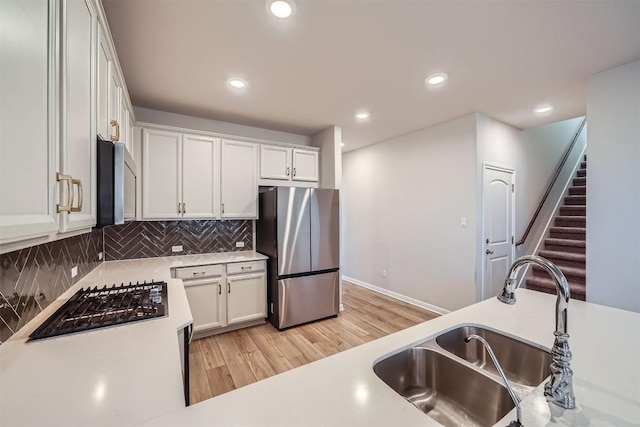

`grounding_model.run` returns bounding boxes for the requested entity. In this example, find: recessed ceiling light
[533,105,553,114]
[355,111,370,120]
[267,0,296,19]
[426,73,448,86]
[228,78,247,89]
